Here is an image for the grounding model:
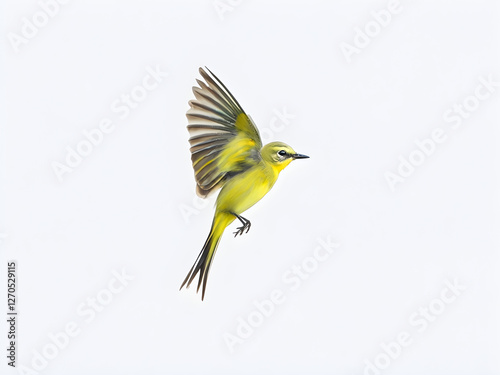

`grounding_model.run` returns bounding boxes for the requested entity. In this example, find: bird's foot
[233,221,251,237]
